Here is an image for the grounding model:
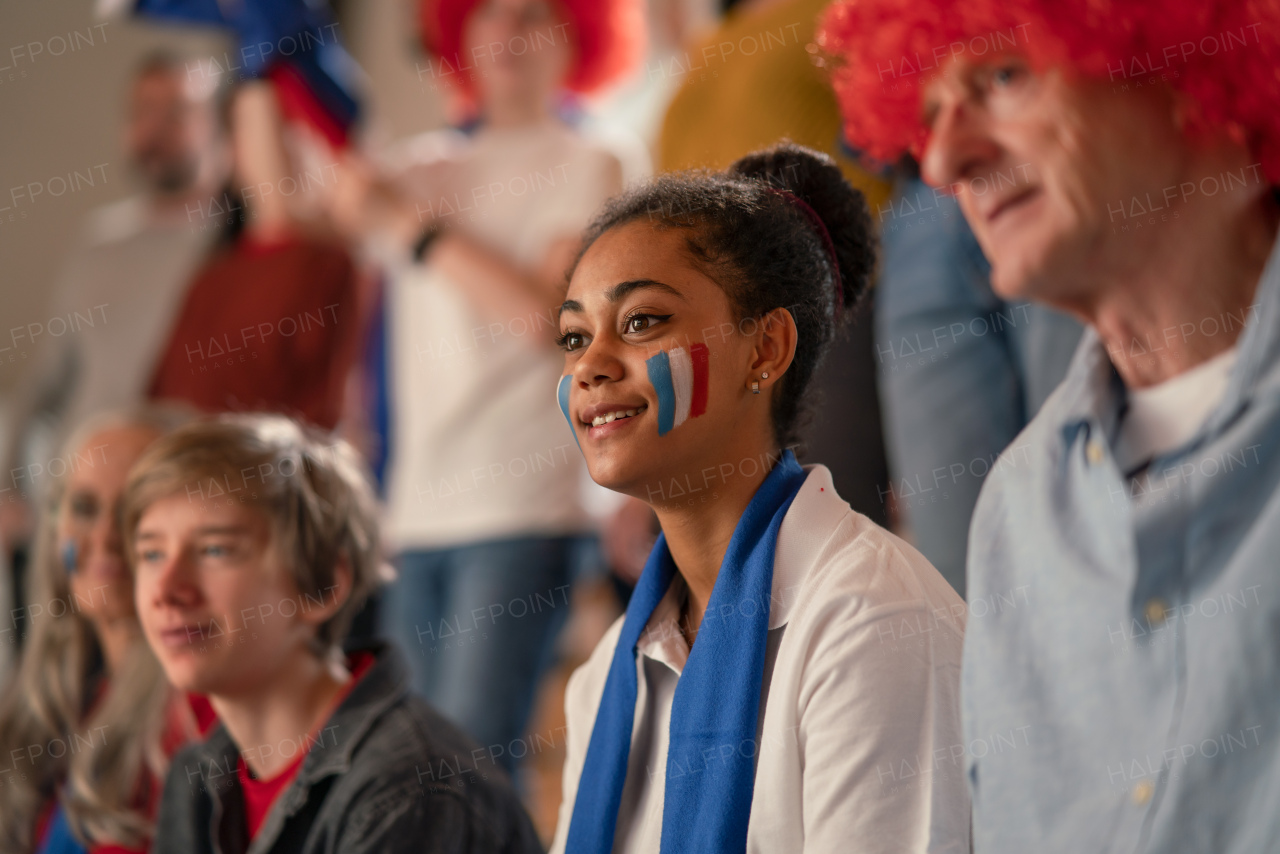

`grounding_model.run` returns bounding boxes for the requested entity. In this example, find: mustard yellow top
[657,0,892,212]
